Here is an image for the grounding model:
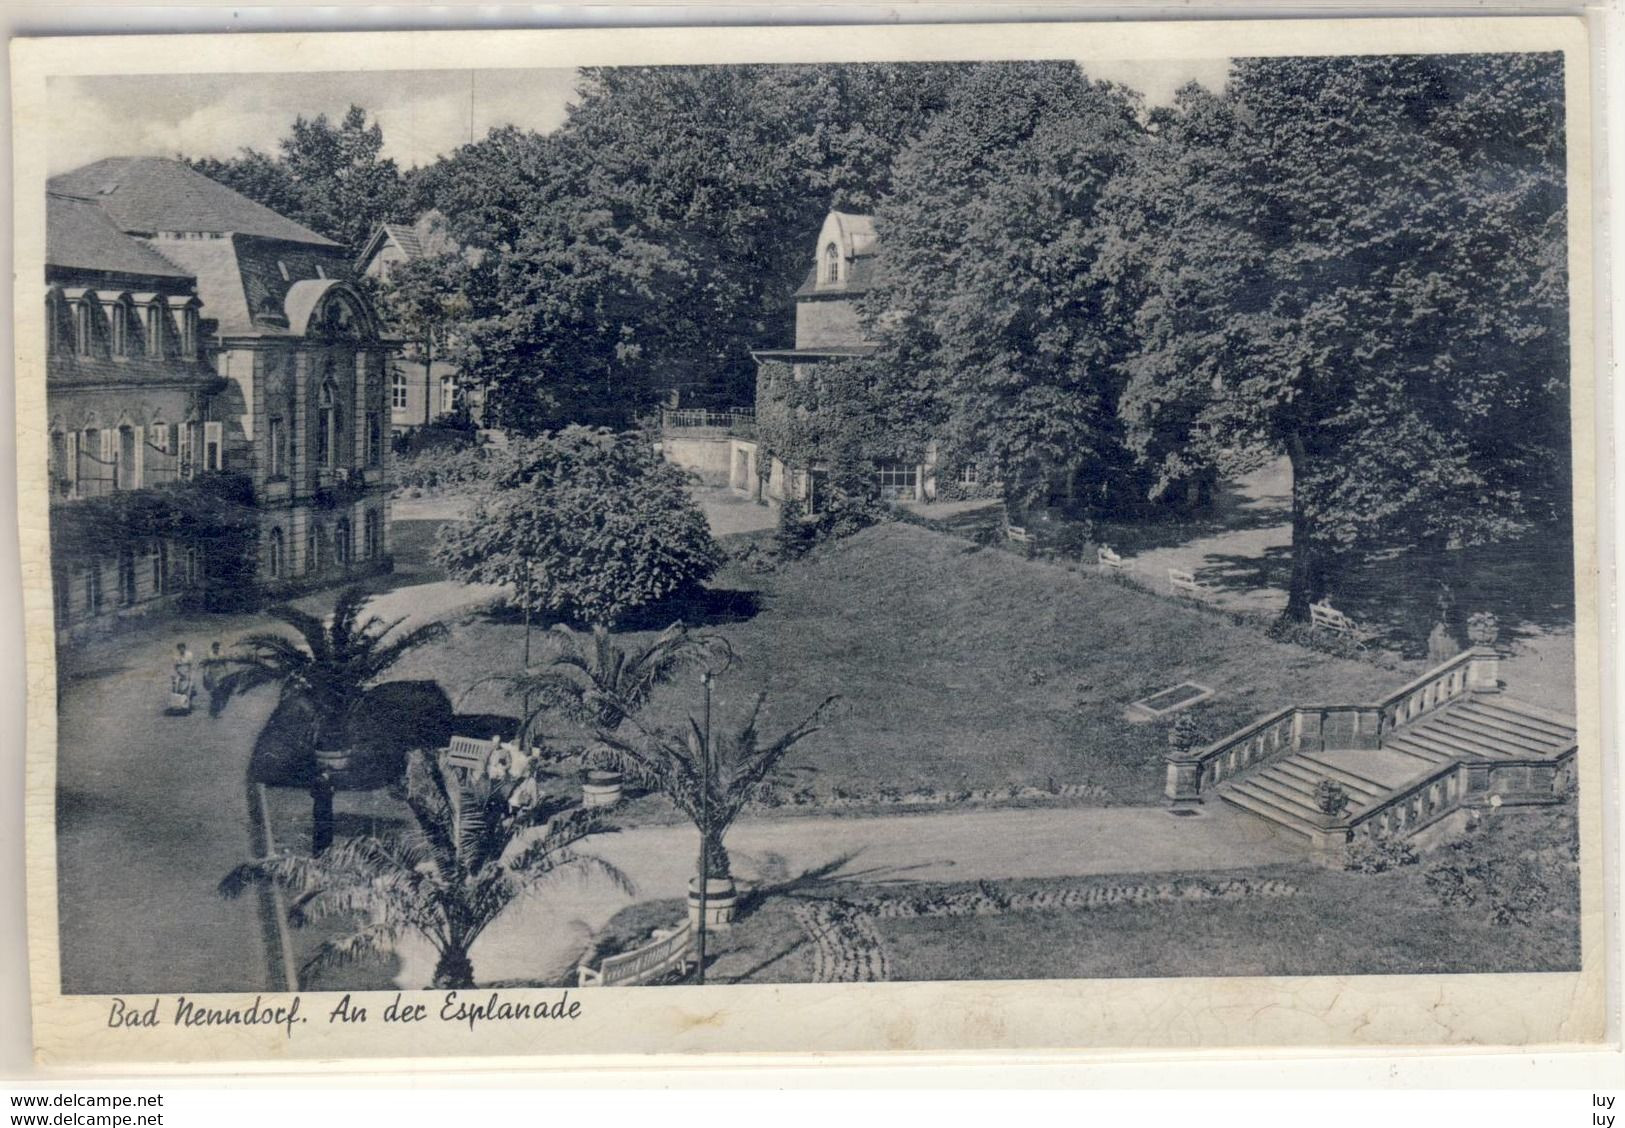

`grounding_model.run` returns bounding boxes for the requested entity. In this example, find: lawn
[391,520,1415,809]
[676,804,1580,984]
